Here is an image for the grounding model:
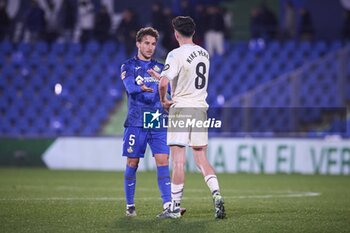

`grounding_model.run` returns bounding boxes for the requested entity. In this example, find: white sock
[204,175,220,196]
[171,183,184,210]
[163,201,171,210]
